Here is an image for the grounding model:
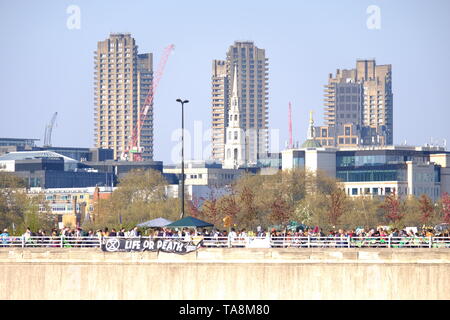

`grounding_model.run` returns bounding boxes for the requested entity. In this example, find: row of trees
[1,169,450,233]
